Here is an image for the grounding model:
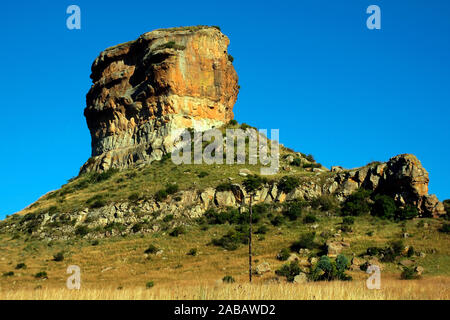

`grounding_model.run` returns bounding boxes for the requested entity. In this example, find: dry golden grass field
[0,213,449,300]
